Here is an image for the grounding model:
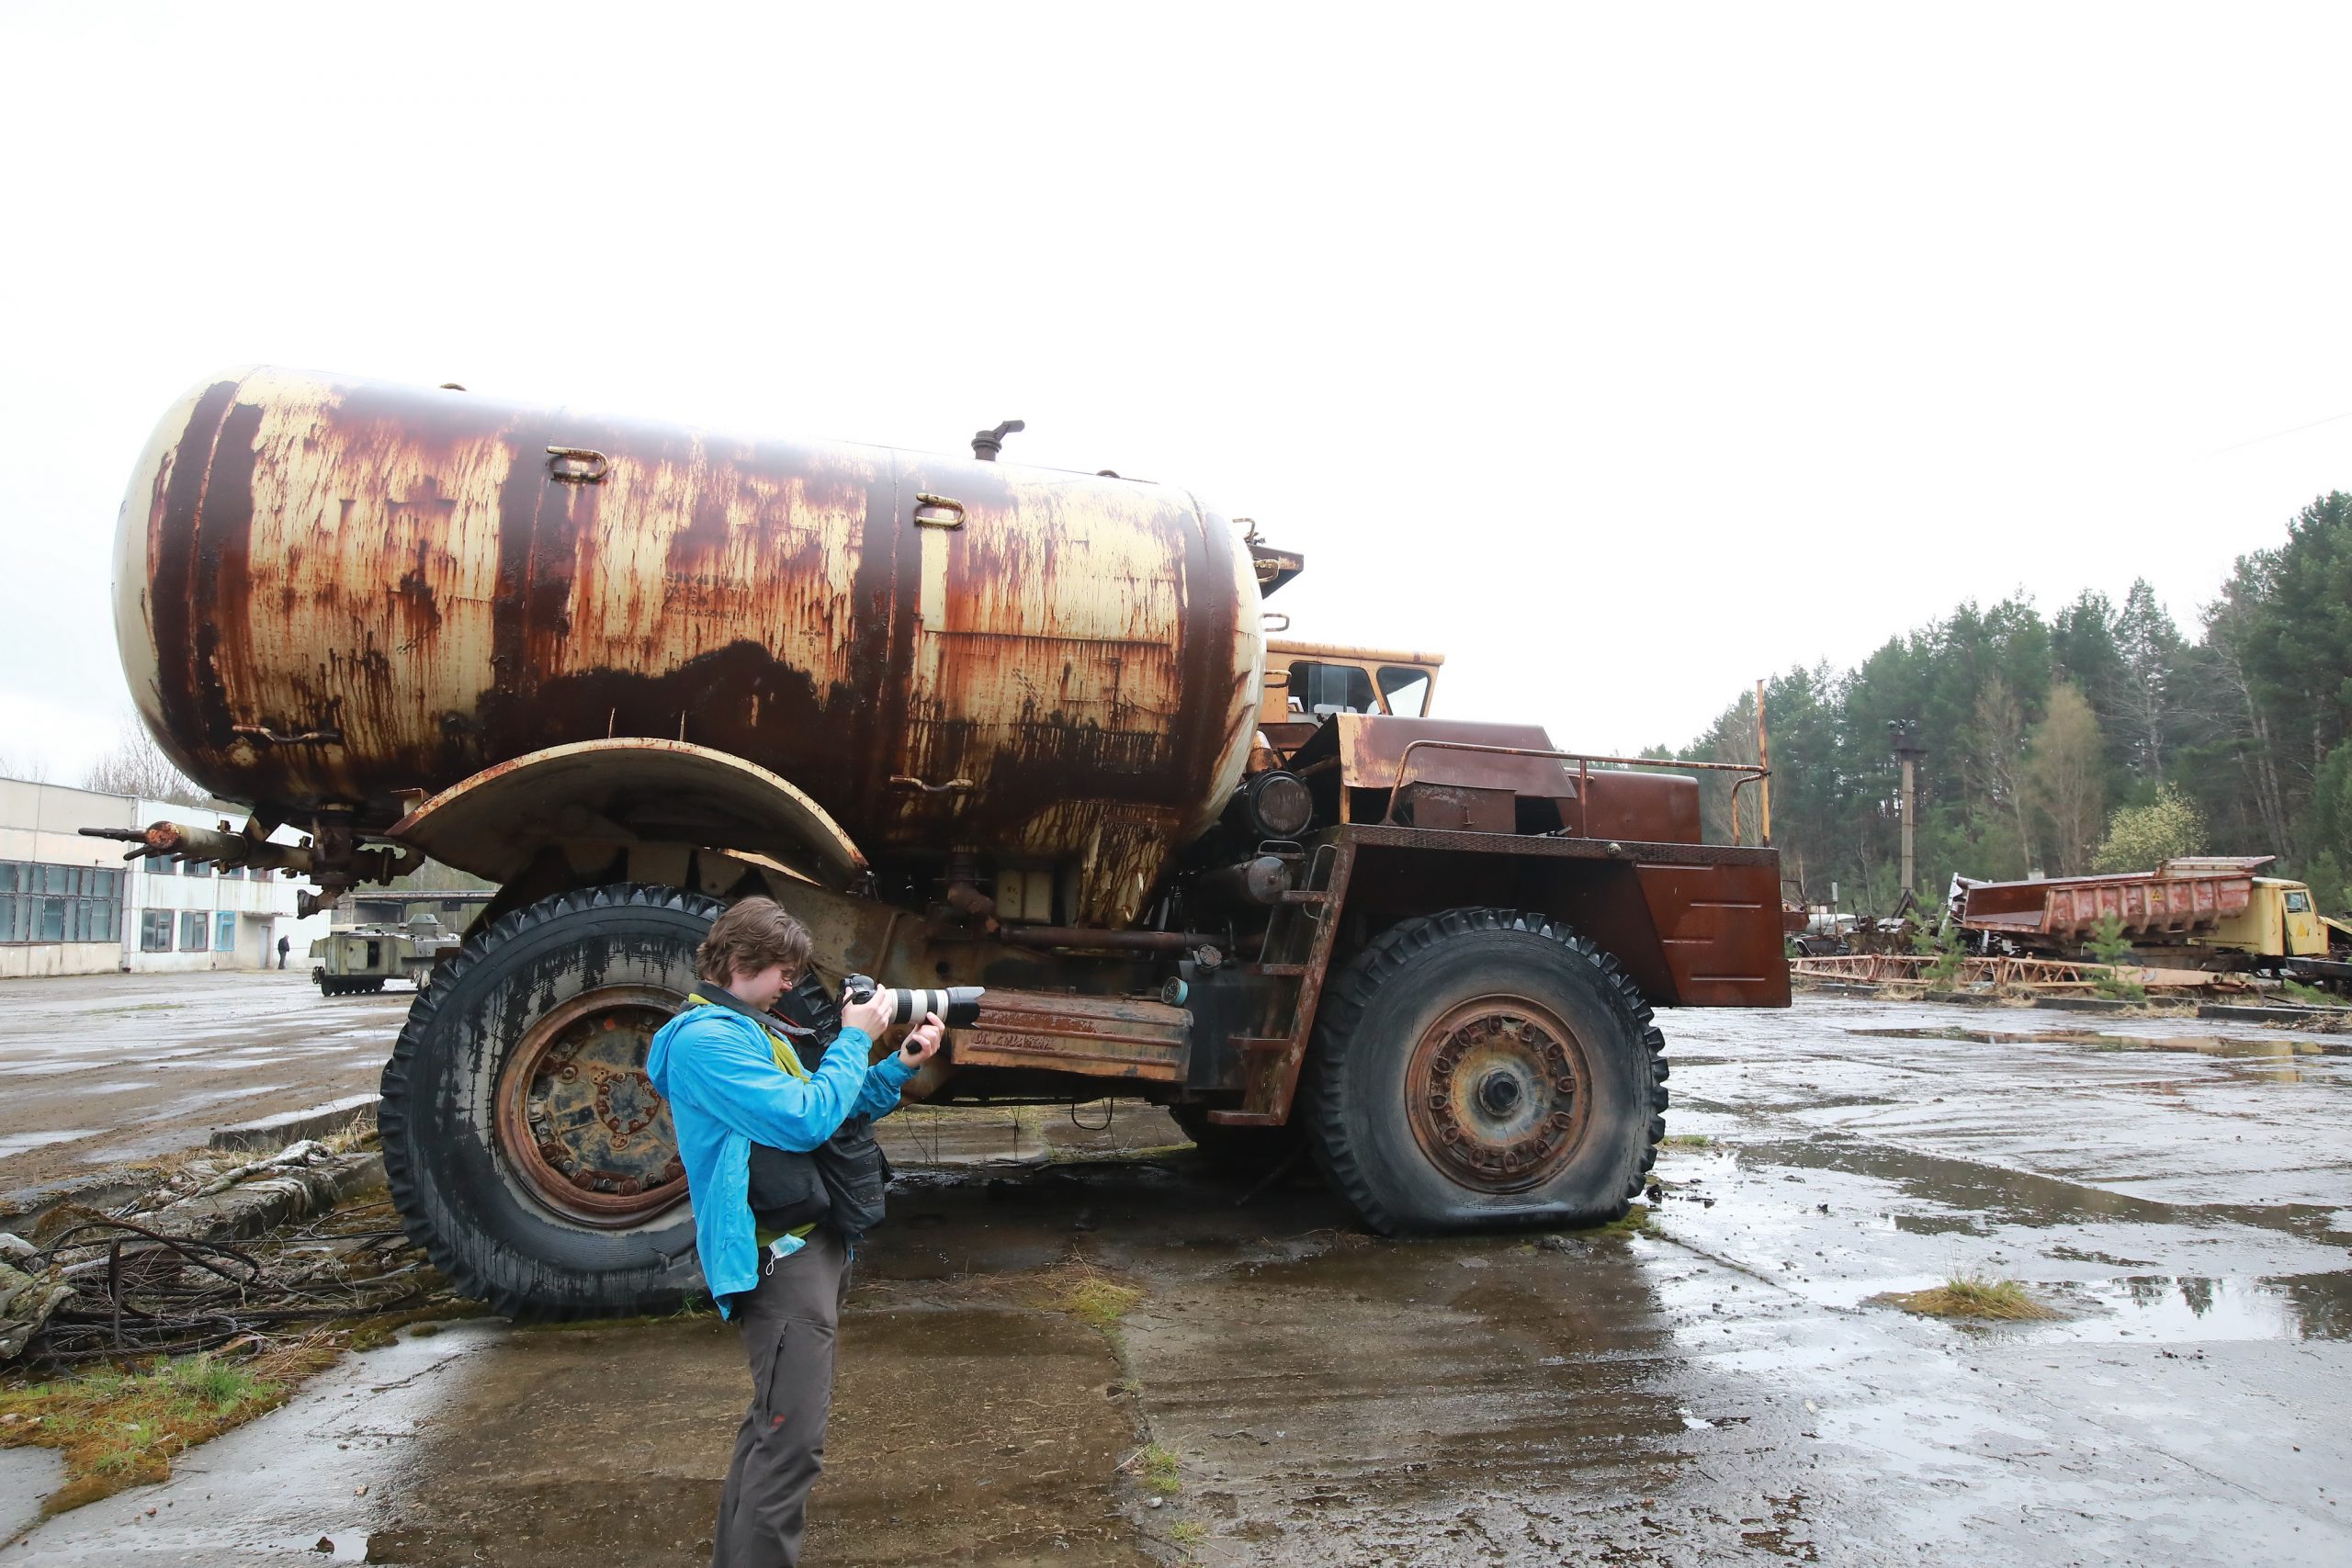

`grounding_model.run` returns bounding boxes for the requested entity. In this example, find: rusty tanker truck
[107,368,1789,1316]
